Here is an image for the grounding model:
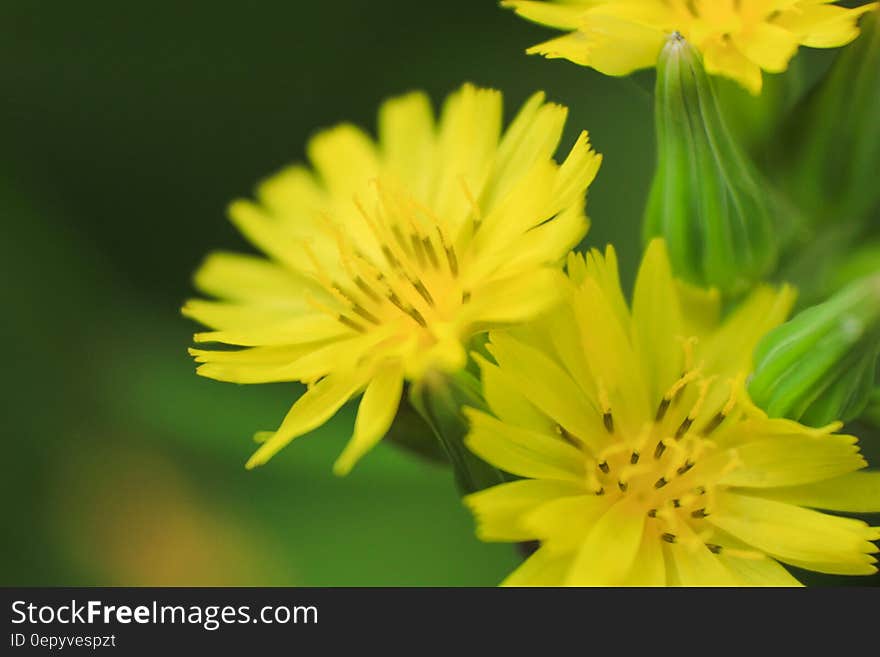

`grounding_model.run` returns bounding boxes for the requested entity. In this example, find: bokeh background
[1,0,877,586]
